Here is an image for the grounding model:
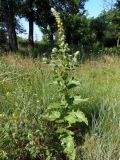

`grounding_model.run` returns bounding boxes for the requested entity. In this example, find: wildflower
[74,51,80,57]
[51,8,63,30]
[42,57,48,63]
[52,48,57,53]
